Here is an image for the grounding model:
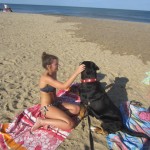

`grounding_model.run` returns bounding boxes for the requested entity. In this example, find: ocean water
[0,3,150,23]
